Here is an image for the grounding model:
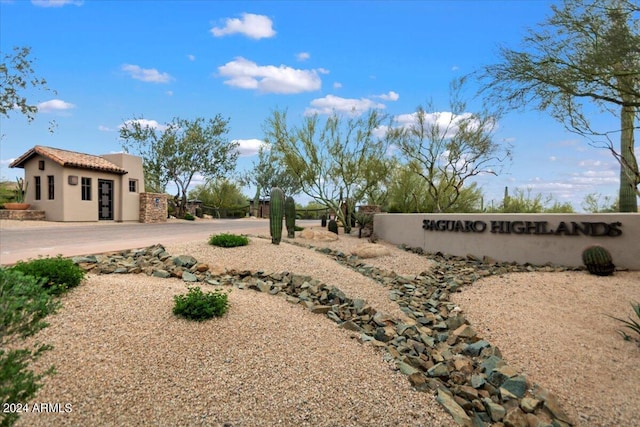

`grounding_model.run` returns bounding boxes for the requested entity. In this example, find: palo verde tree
[385,160,484,213]
[389,77,511,213]
[241,144,301,215]
[480,0,639,211]
[265,109,390,233]
[119,116,238,217]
